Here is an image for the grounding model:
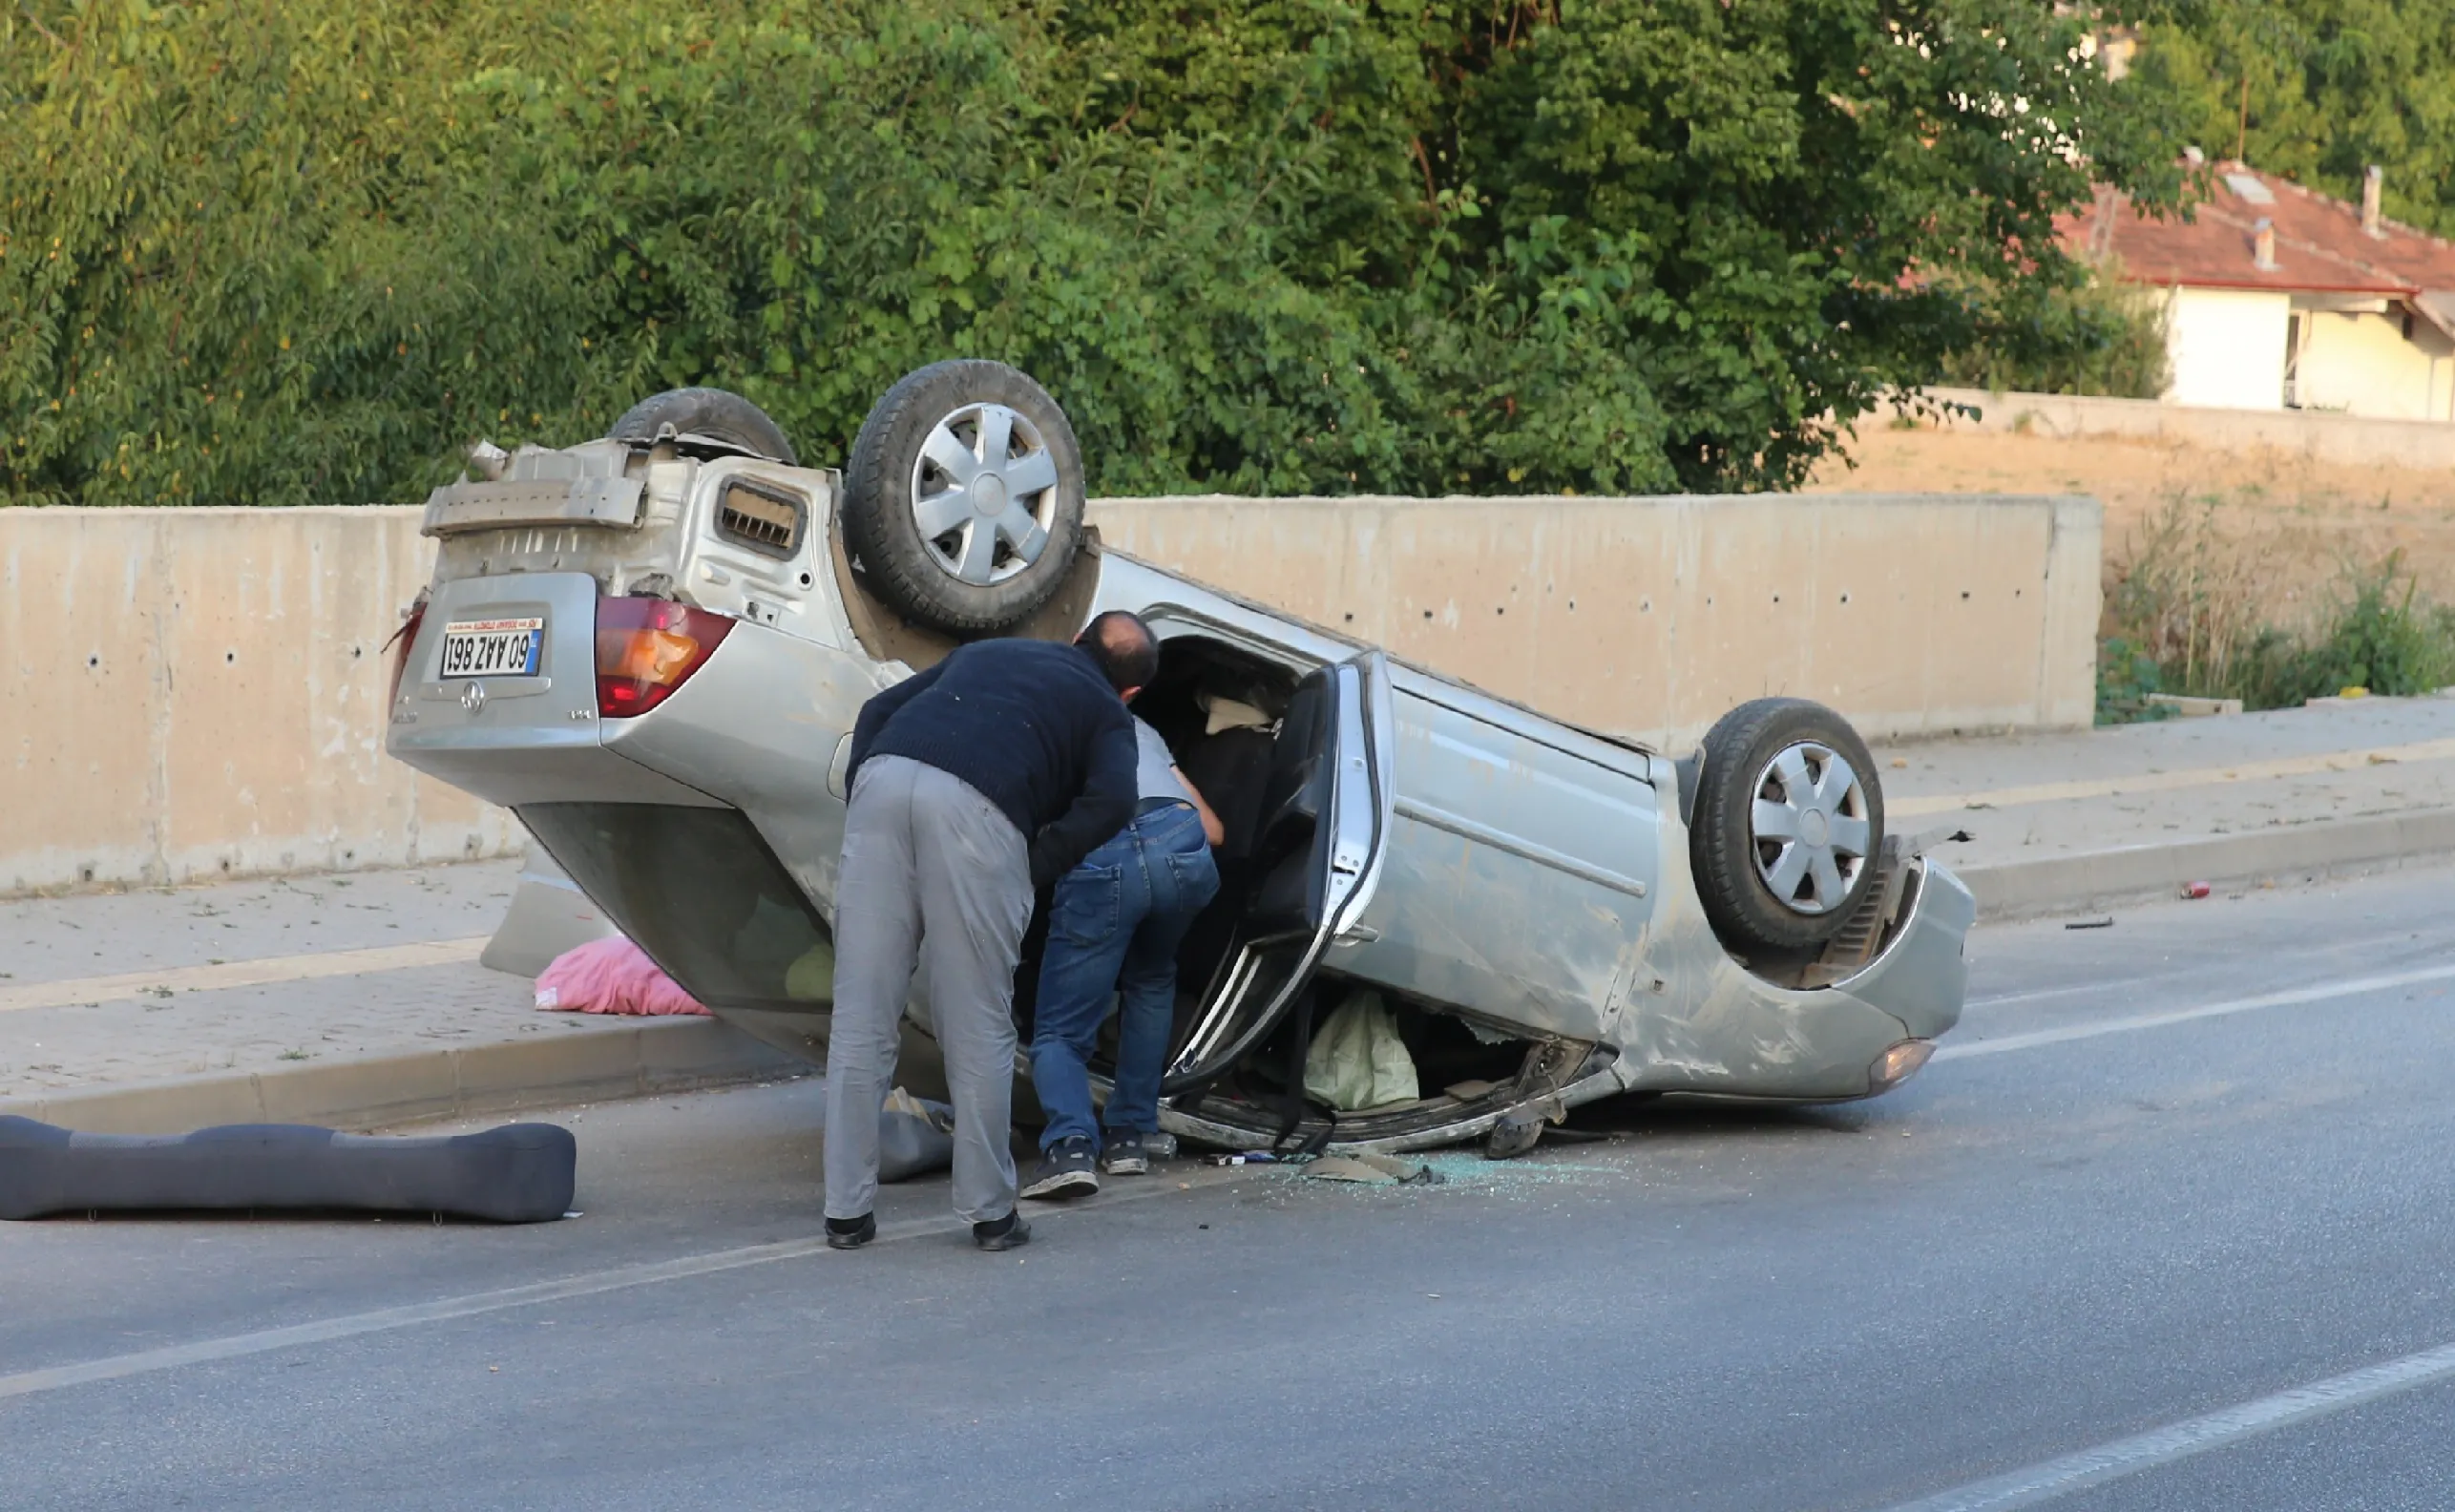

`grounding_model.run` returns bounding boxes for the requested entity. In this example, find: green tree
[2134,0,2455,236]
